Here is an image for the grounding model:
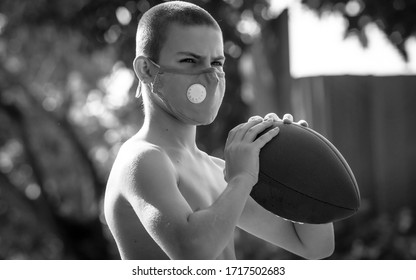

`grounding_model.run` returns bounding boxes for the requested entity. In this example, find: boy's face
[146,23,226,125]
[158,23,225,71]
